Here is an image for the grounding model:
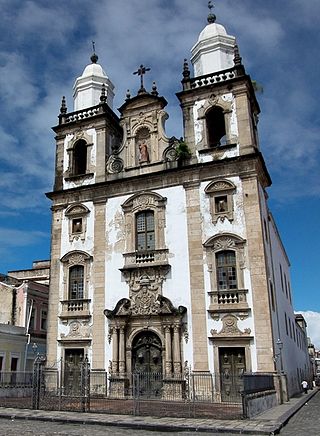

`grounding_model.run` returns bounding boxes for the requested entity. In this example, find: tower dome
[73,52,115,111]
[191,13,236,77]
